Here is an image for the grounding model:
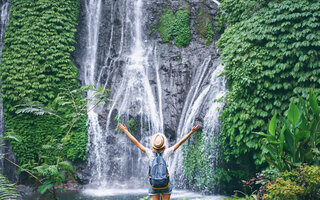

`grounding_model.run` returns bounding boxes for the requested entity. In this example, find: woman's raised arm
[173,125,200,151]
[118,123,147,152]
